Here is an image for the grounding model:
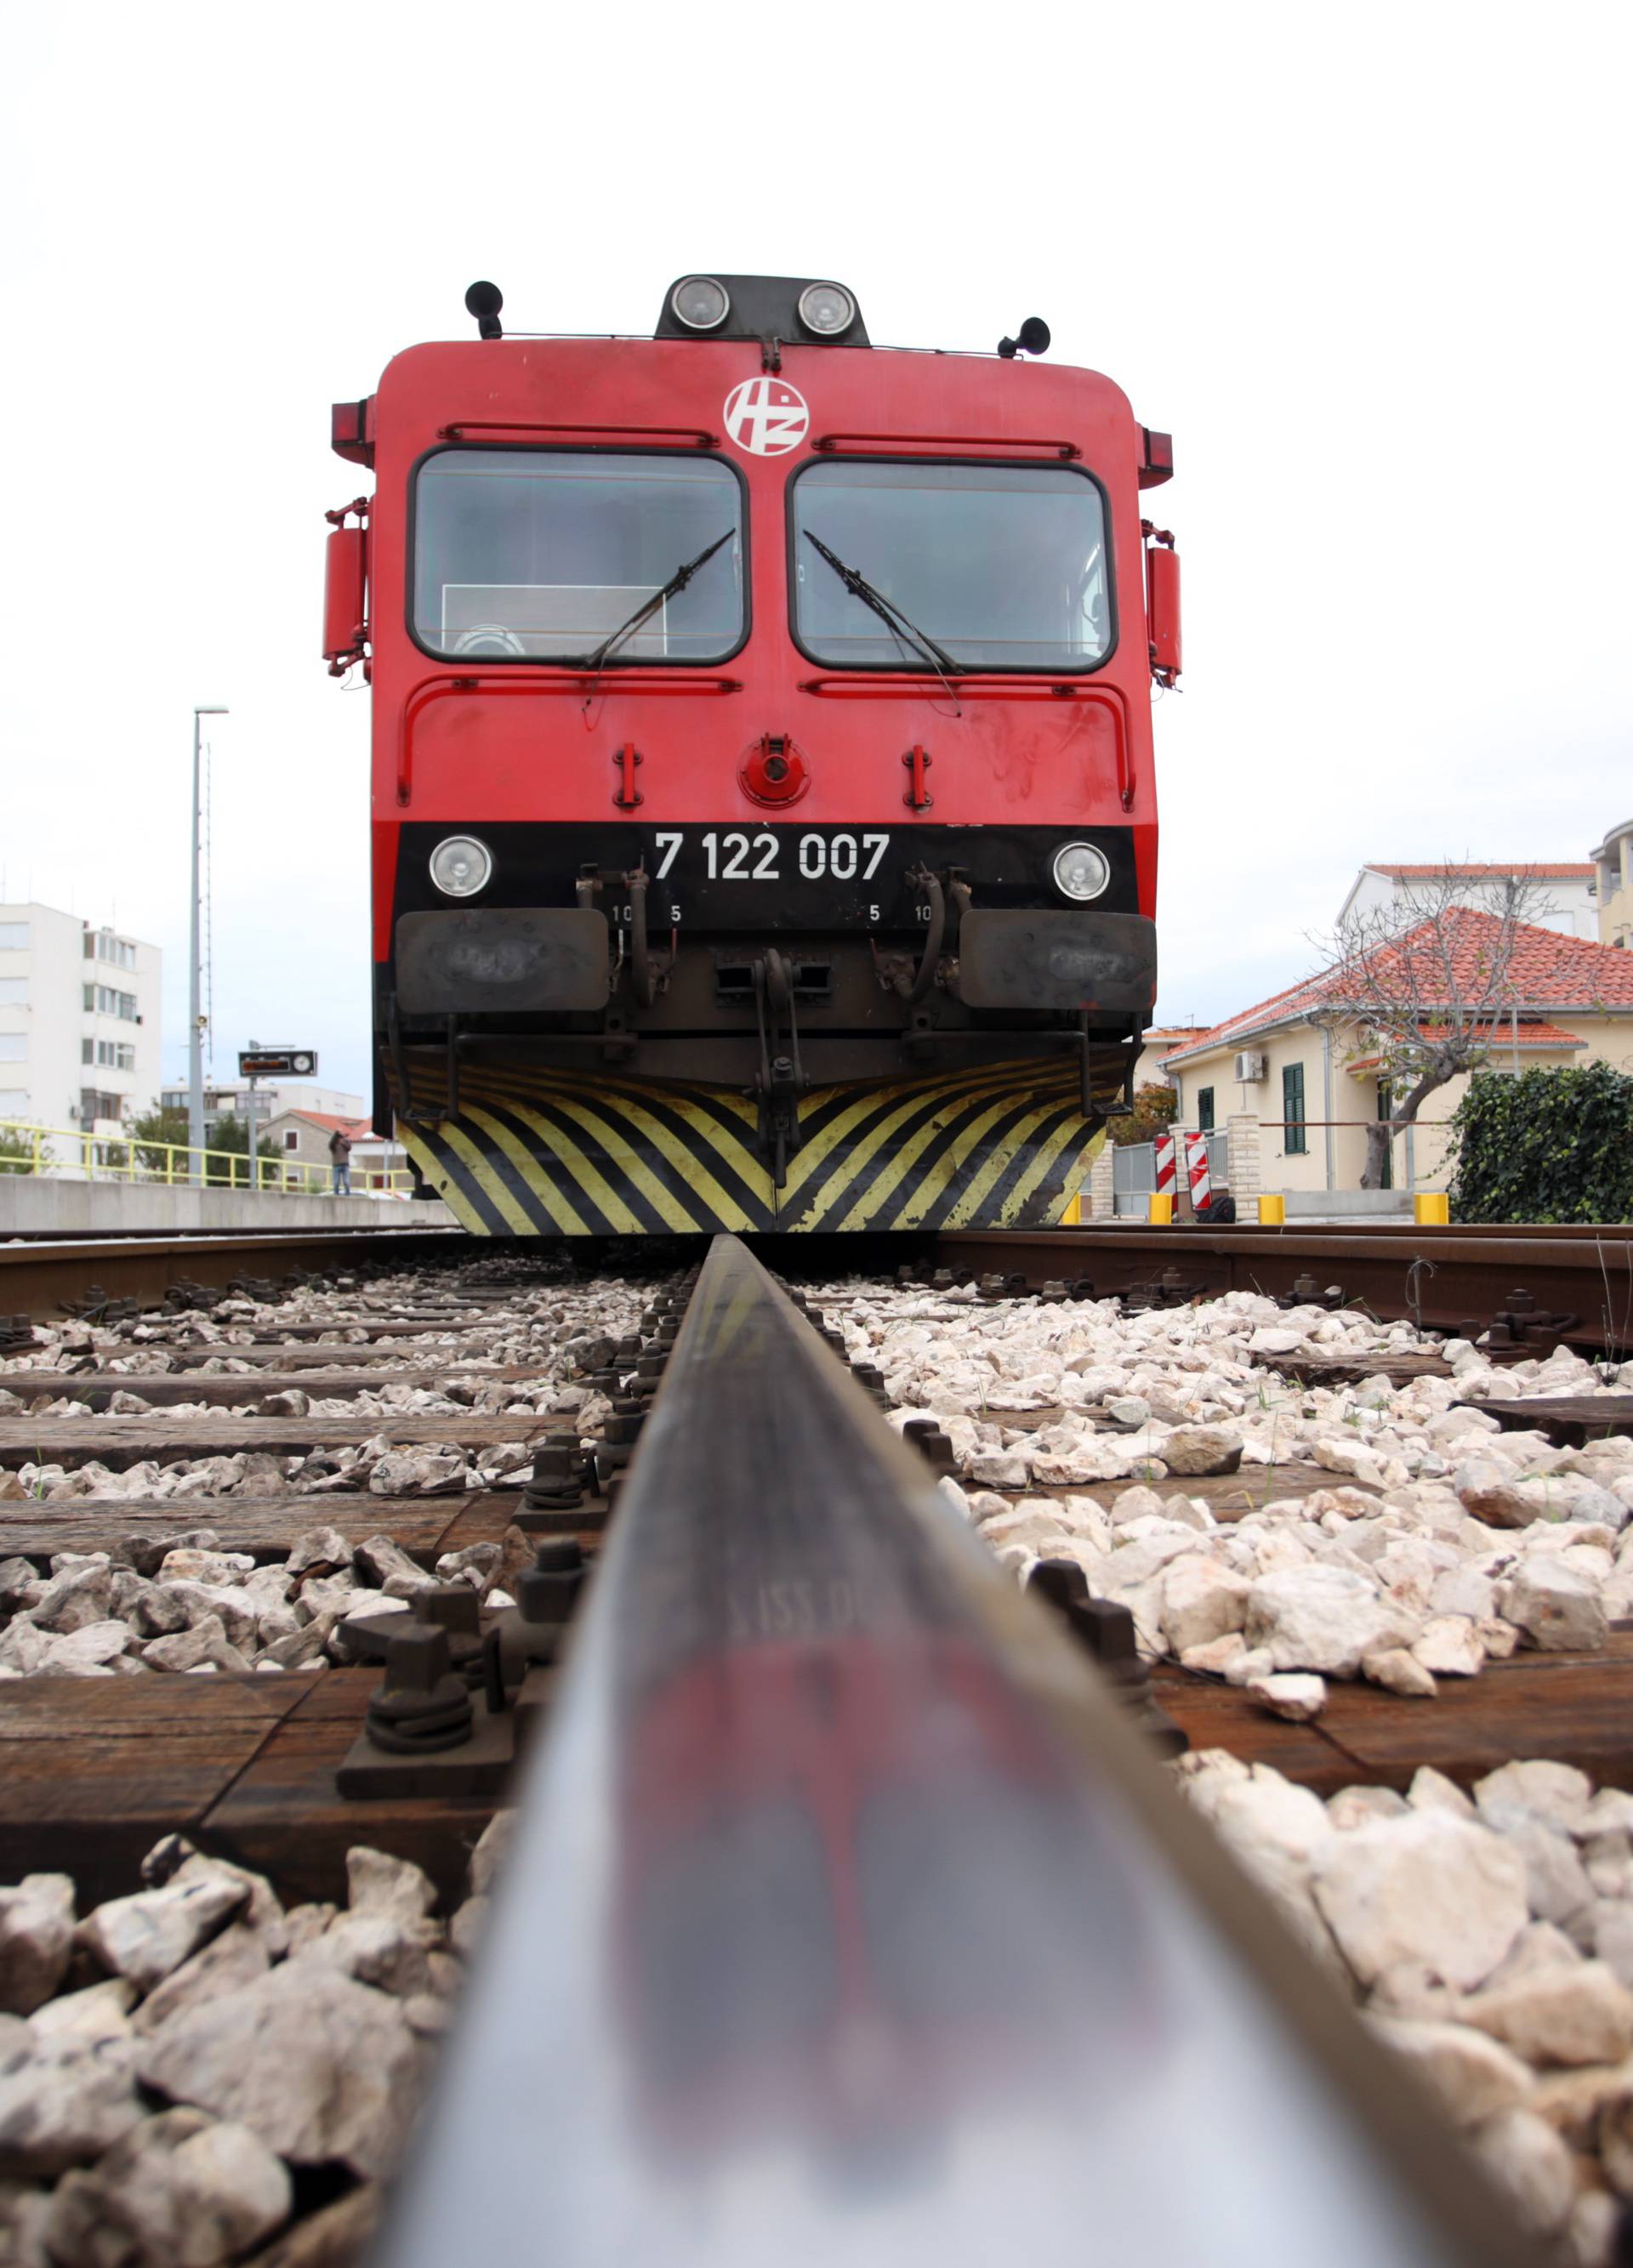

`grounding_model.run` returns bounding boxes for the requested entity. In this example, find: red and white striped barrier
[1153,1133,1177,1200]
[1185,1131,1211,1214]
